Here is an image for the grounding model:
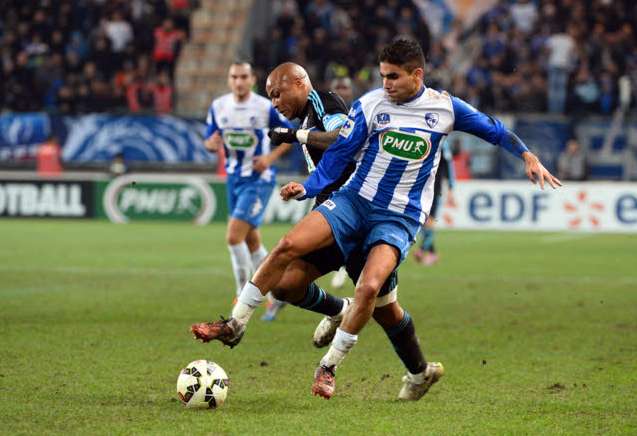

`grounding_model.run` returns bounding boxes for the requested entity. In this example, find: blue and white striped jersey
[302,87,522,224]
[205,92,292,182]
